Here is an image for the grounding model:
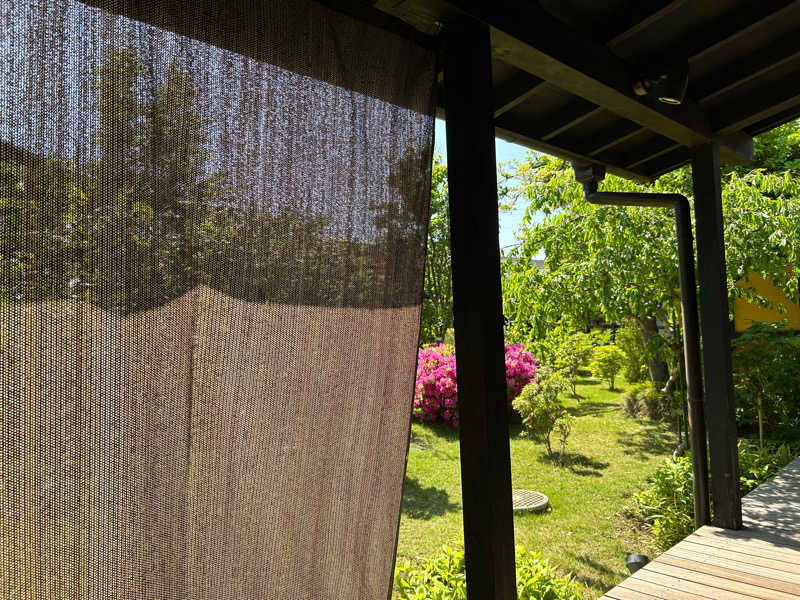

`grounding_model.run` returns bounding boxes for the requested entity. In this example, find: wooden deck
[601,456,800,600]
